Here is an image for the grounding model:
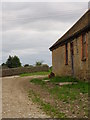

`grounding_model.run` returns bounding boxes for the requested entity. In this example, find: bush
[24,64,29,67]
[1,63,6,66]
